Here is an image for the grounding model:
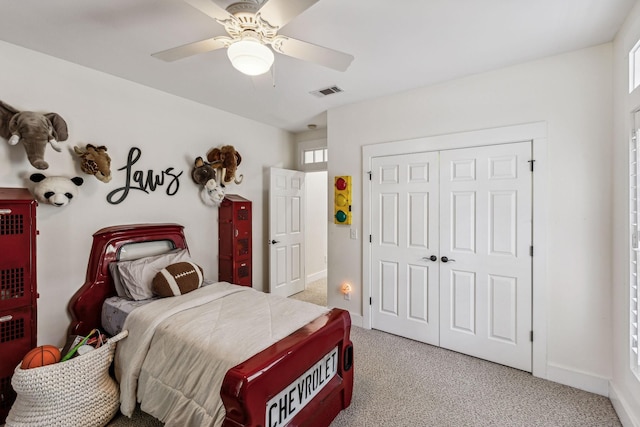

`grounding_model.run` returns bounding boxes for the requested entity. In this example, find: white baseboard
[610,382,640,427]
[306,269,327,284]
[348,312,364,328]
[326,306,364,328]
[545,362,610,396]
